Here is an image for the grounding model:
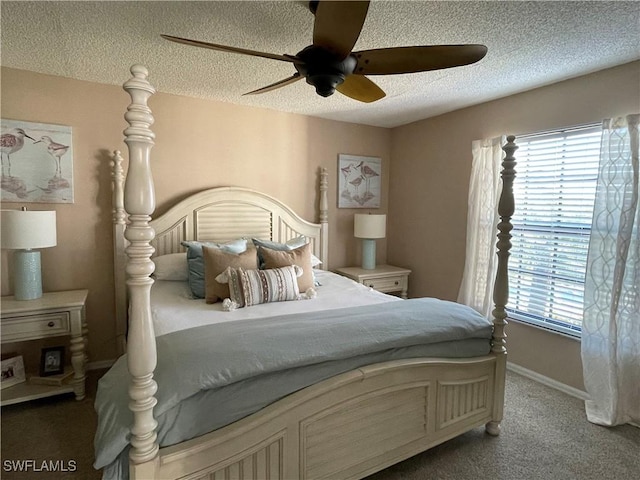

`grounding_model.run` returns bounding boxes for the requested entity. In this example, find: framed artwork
[1,355,26,389]
[1,119,74,203]
[338,154,381,208]
[40,346,65,377]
